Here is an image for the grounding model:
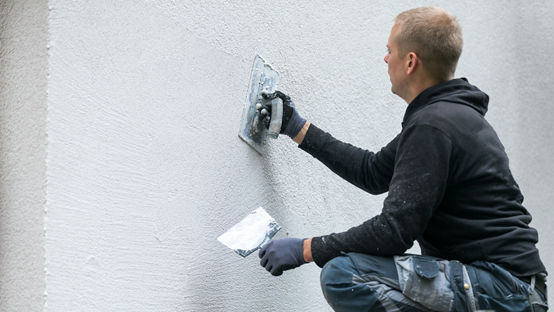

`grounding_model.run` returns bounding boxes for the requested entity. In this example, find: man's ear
[406,52,417,75]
